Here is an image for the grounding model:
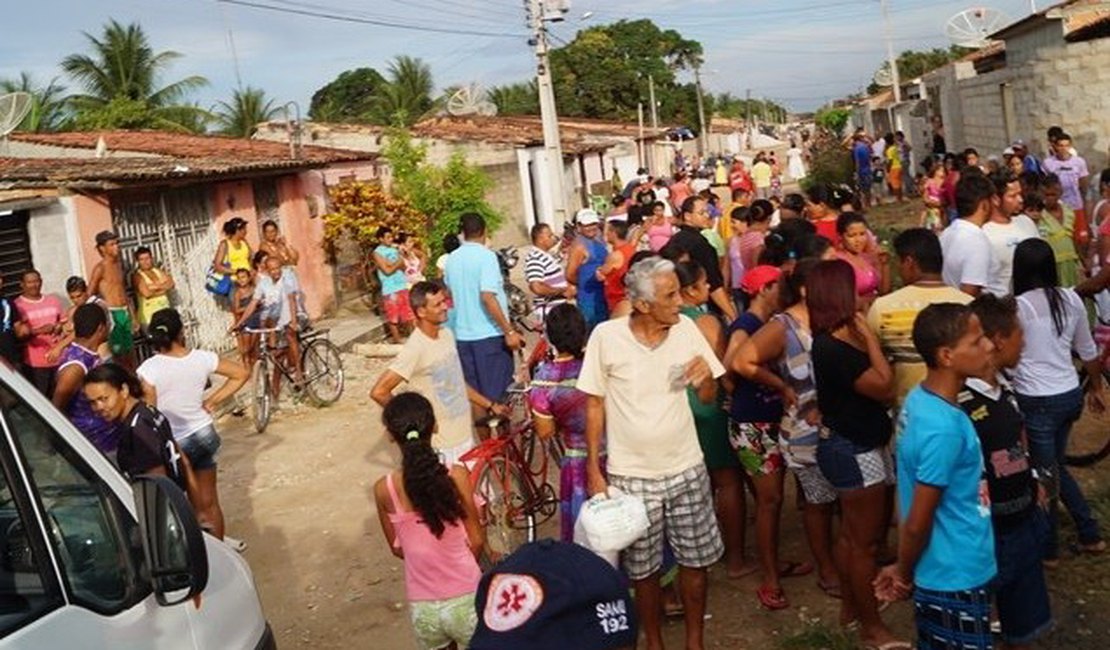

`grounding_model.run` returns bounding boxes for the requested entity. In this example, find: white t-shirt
[577,315,726,479]
[388,327,475,450]
[981,215,1040,296]
[137,349,220,439]
[940,218,992,292]
[1011,288,1098,396]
